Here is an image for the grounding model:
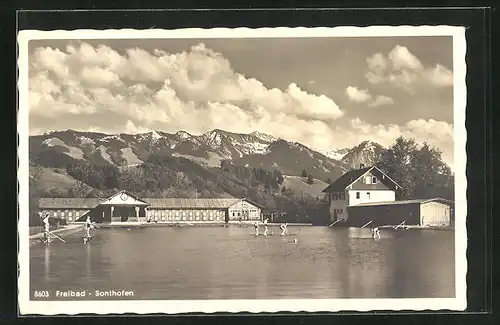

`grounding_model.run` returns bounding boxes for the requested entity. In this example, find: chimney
[360,164,365,169]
